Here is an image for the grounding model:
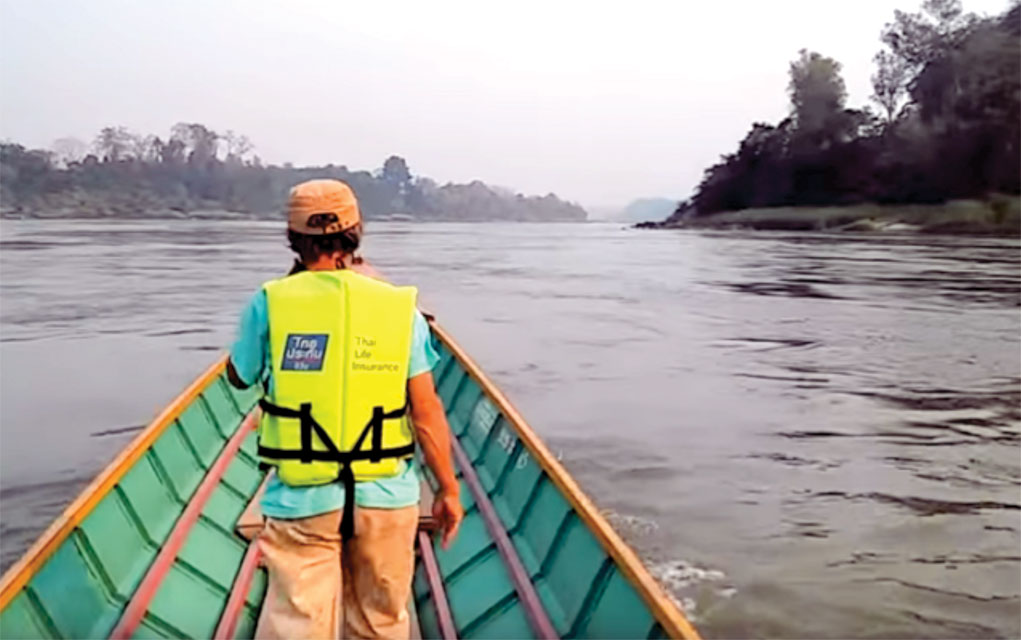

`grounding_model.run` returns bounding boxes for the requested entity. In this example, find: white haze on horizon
[0,0,1011,210]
